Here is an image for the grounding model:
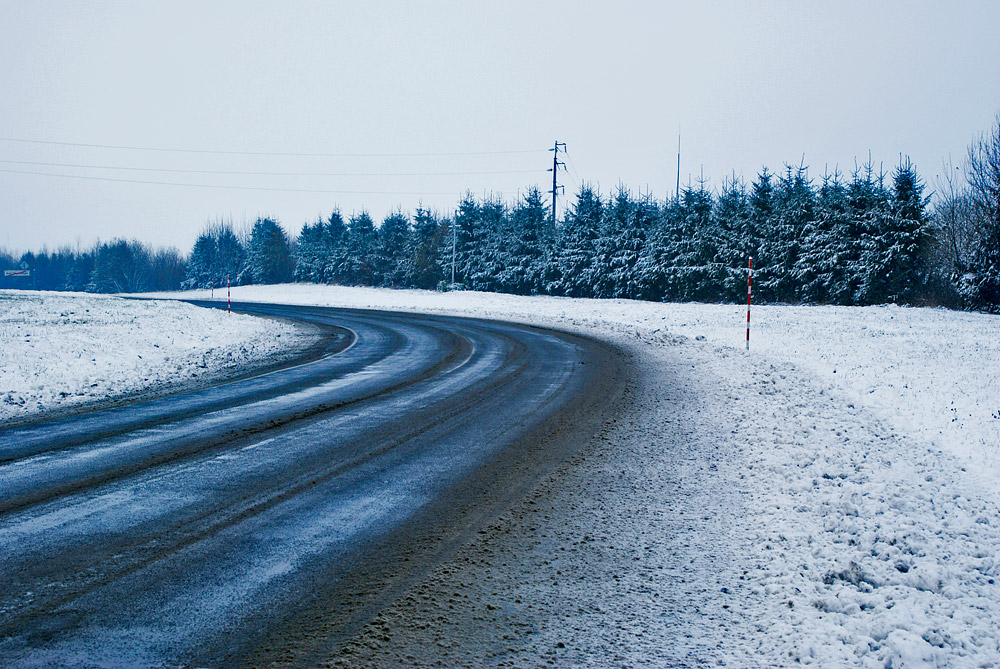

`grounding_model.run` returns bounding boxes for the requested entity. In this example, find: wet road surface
[0,302,622,667]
